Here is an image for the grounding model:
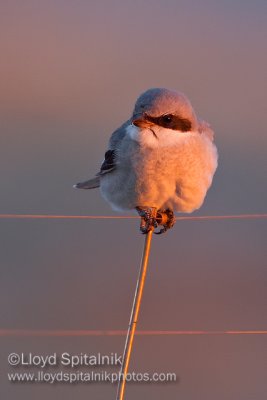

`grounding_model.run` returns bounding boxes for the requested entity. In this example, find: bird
[74,88,218,234]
